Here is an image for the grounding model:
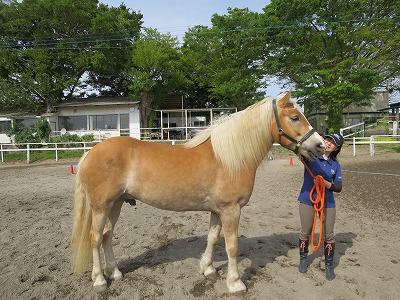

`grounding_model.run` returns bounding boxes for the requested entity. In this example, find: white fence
[350,135,400,156]
[0,142,95,163]
[340,122,365,138]
[1,136,399,163]
[0,140,186,163]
